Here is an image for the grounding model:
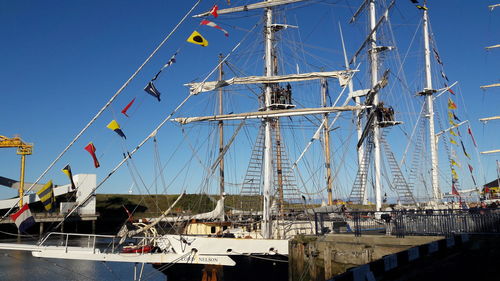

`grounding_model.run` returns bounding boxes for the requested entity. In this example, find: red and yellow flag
[84,142,100,168]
